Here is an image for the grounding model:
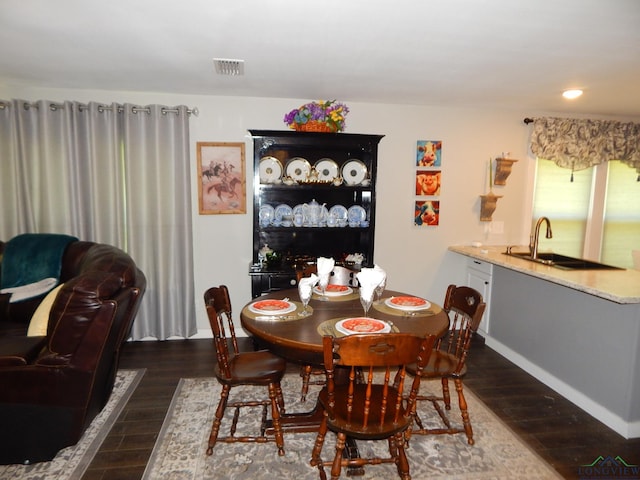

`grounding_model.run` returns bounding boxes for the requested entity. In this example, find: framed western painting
[197,142,246,215]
